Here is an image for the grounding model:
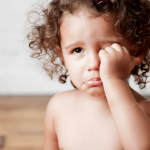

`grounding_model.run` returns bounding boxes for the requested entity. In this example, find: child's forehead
[60,10,115,37]
[59,10,132,51]
[61,13,116,40]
